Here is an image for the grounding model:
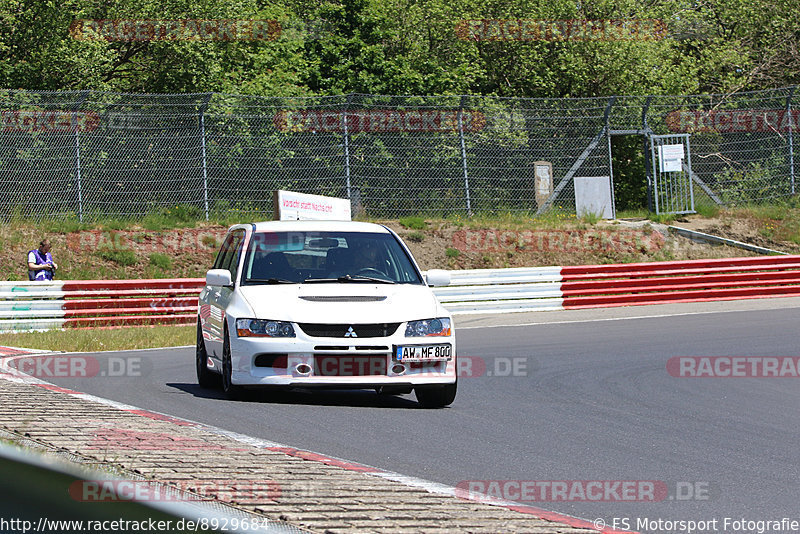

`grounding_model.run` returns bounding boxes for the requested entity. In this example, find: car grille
[297,323,400,338]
